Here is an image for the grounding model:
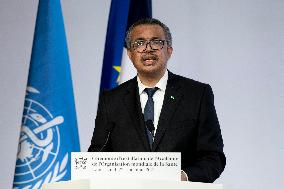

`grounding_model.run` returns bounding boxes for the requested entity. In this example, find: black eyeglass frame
[130,39,169,53]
